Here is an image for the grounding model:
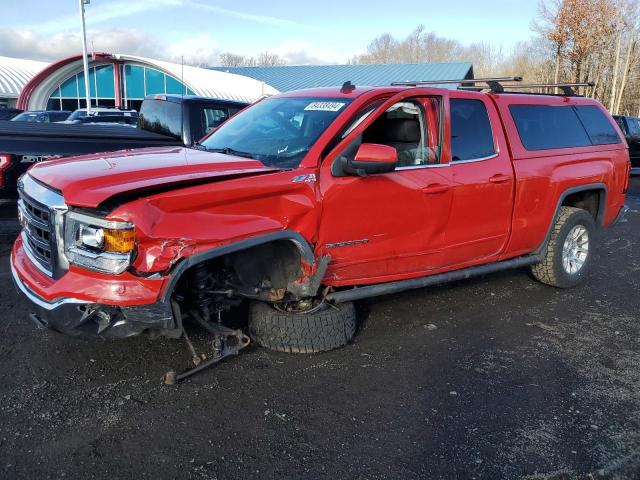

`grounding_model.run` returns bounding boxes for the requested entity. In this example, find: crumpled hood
[28,147,278,208]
